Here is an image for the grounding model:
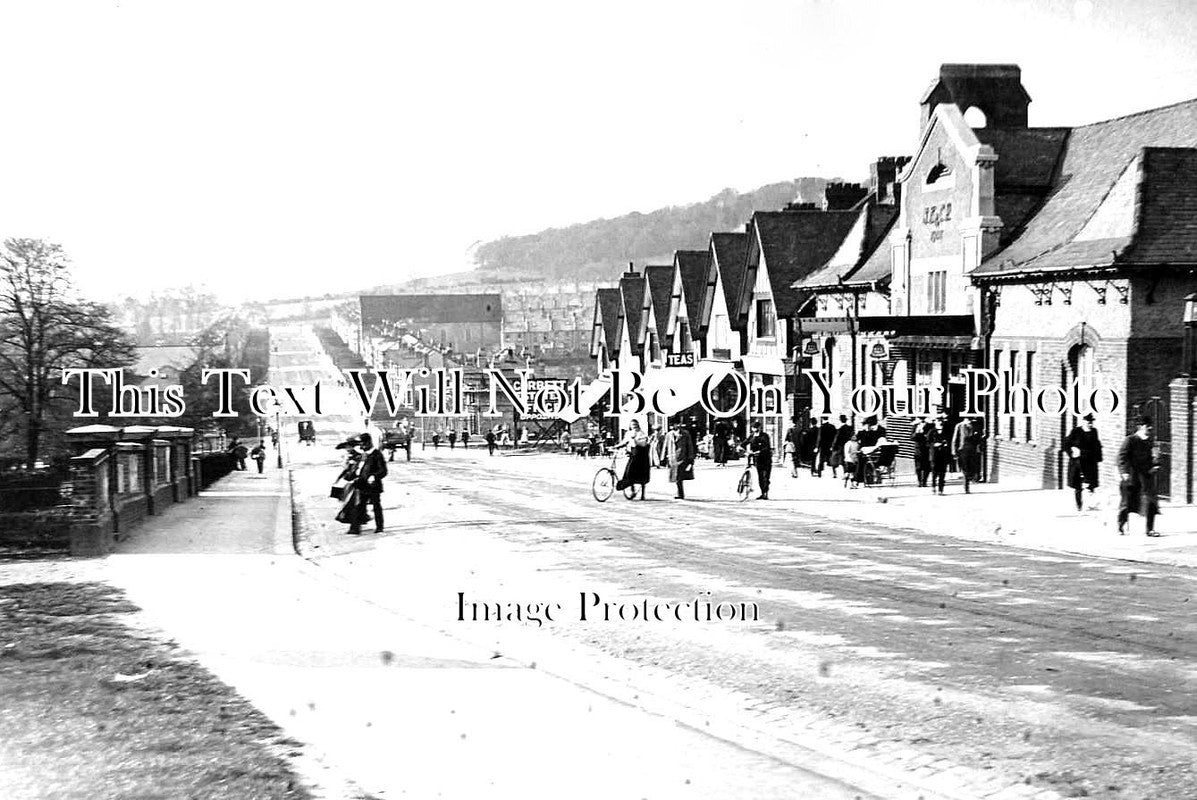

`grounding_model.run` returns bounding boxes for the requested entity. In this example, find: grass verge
[0,580,313,800]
